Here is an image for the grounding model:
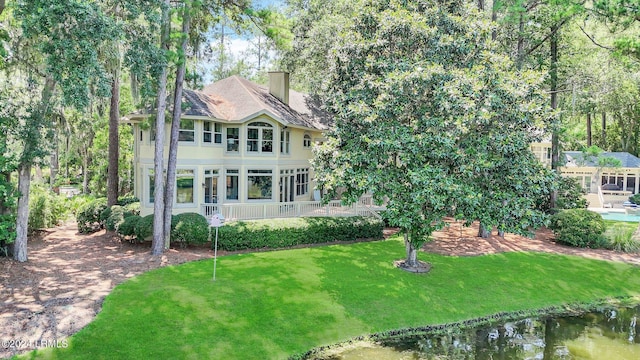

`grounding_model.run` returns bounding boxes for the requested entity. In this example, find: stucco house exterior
[530,141,640,207]
[127,72,332,217]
